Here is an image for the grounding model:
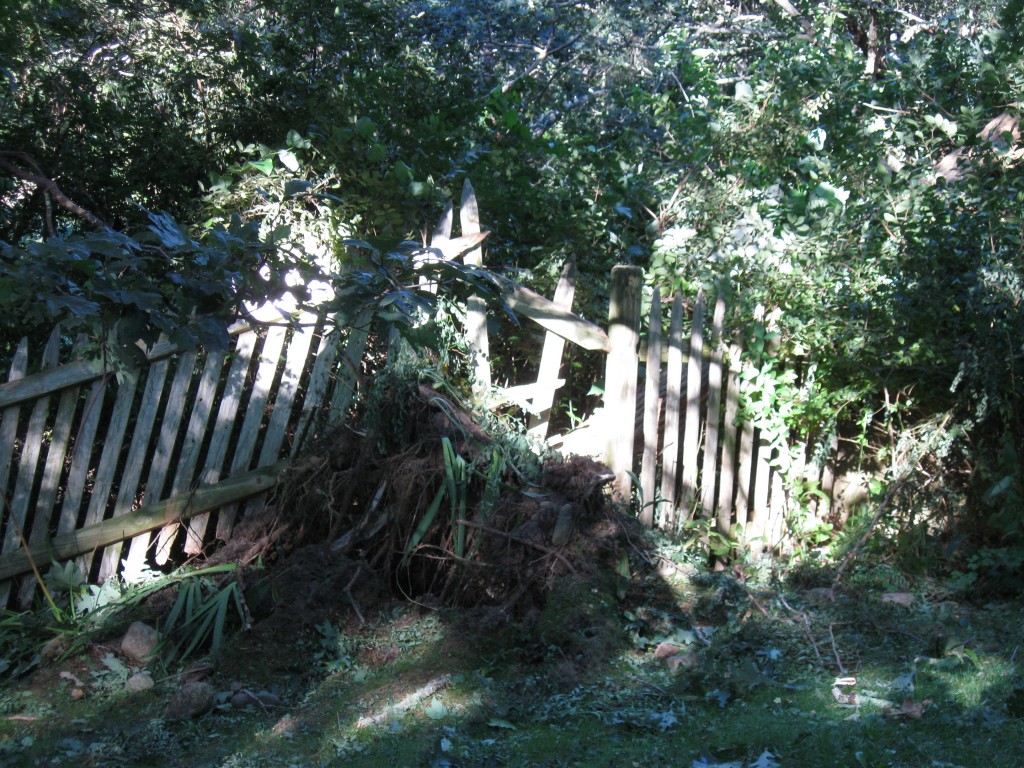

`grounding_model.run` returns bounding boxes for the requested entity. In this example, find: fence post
[604,265,643,503]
